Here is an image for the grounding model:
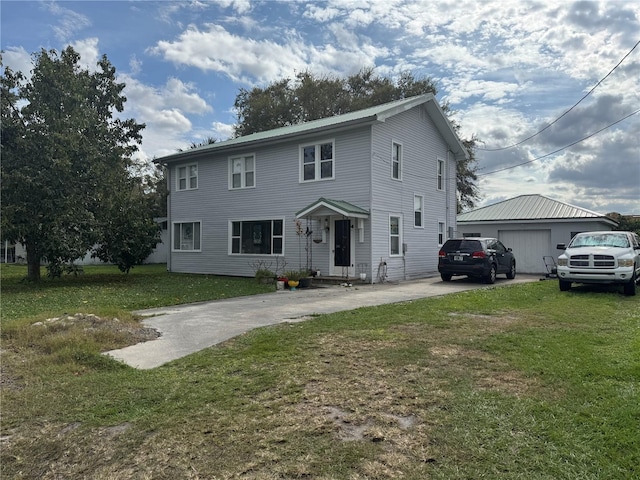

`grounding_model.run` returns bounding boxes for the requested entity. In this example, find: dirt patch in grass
[1,313,160,391]
[29,313,161,345]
